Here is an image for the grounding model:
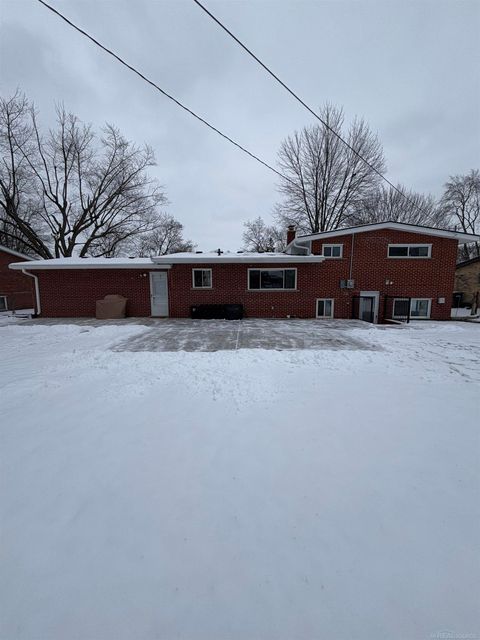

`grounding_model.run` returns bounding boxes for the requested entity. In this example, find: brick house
[8,222,480,322]
[454,256,480,313]
[0,245,36,312]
